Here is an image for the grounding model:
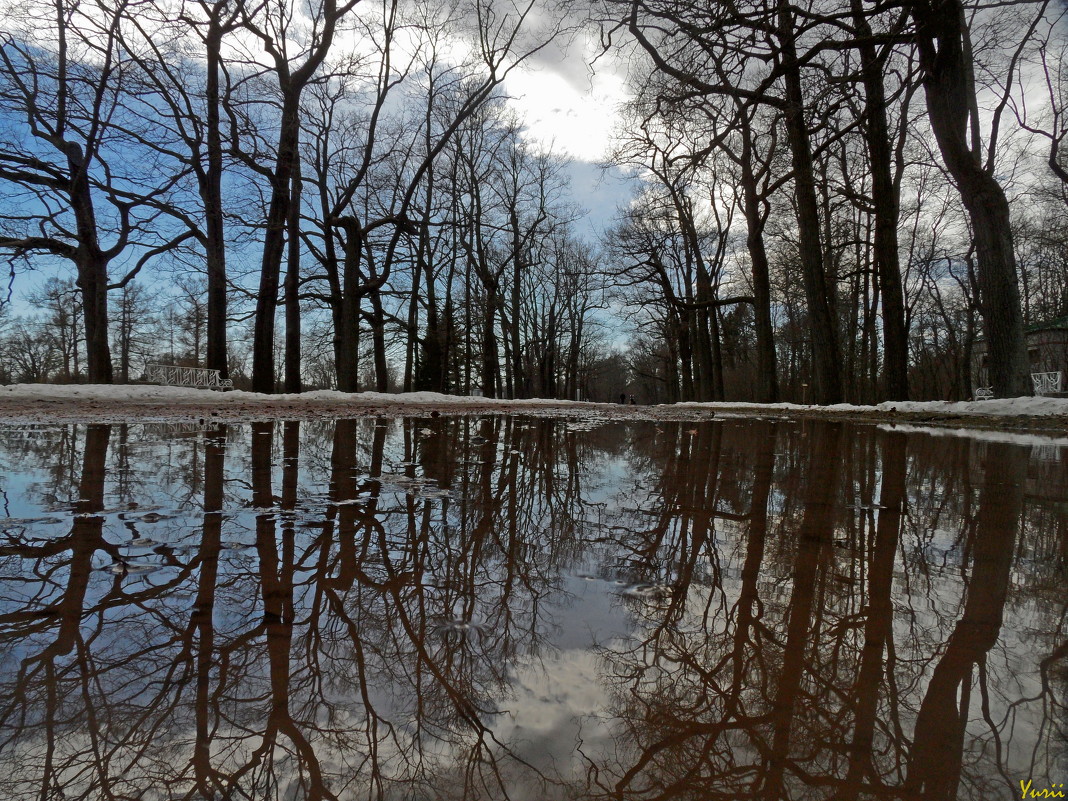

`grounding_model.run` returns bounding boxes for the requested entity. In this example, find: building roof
[1026,314,1068,333]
